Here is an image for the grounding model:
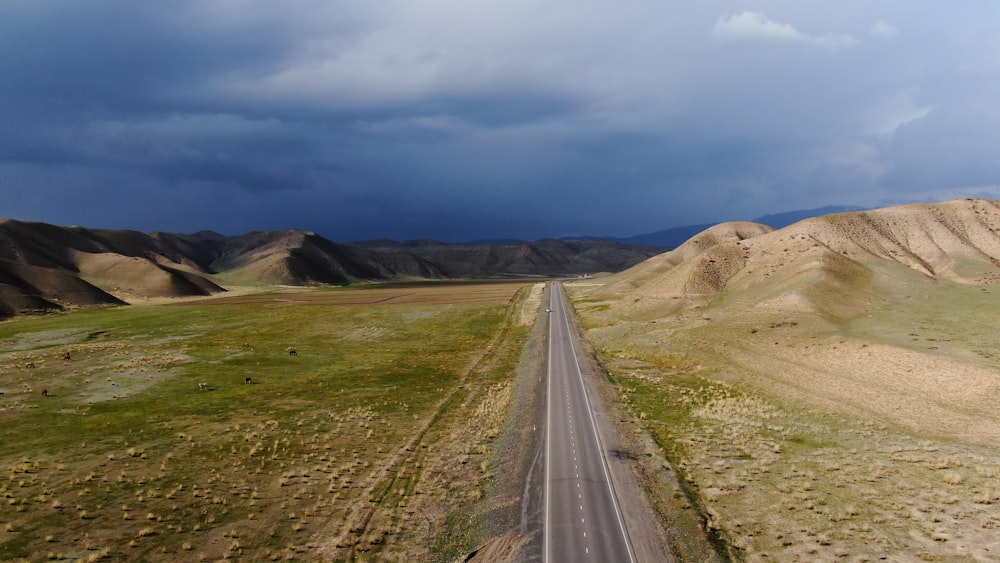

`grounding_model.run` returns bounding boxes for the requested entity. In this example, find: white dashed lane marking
[545,283,635,563]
